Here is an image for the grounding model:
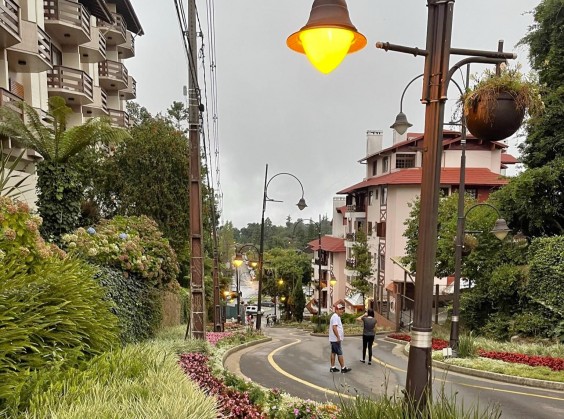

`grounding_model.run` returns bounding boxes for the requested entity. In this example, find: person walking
[329,303,351,373]
[356,308,377,365]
